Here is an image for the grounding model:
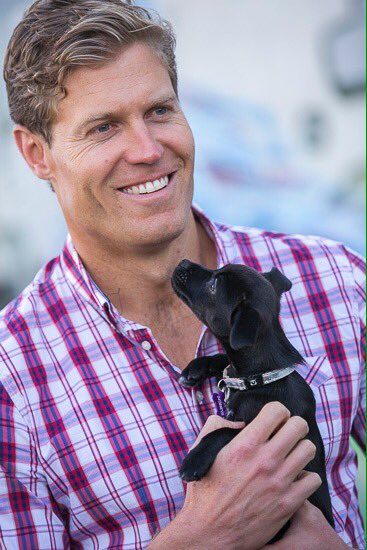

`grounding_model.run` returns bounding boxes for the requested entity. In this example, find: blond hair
[3,0,177,144]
